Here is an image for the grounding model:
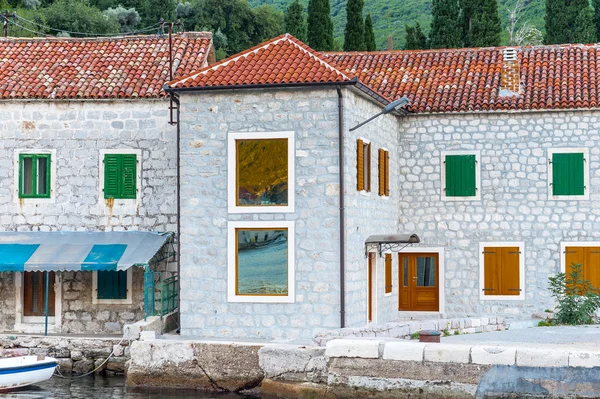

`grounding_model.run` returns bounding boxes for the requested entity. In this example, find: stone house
[0,32,214,334]
[167,34,600,341]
